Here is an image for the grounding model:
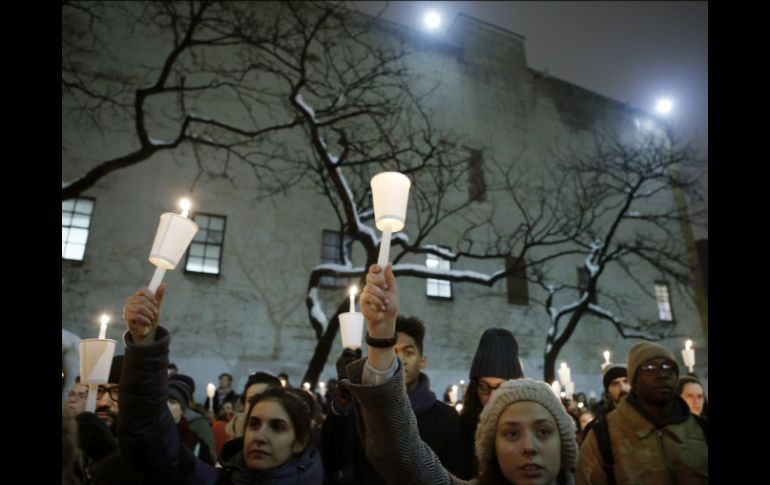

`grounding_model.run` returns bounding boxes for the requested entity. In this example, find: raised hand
[122,283,166,344]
